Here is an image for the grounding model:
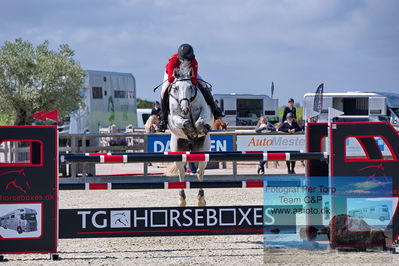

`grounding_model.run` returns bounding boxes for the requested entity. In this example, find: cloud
[352,180,391,190]
[0,0,398,101]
